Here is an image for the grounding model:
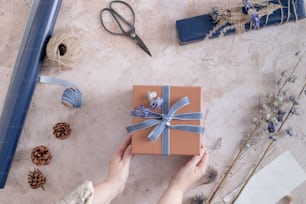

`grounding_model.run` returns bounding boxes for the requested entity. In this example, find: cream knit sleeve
[56,180,94,204]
